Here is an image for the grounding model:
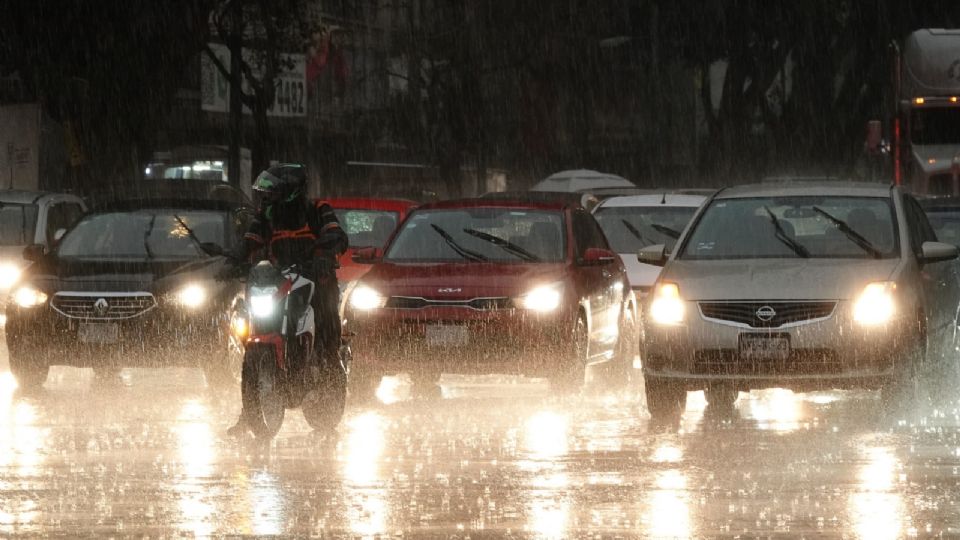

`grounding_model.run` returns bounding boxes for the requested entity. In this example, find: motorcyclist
[227,163,348,436]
